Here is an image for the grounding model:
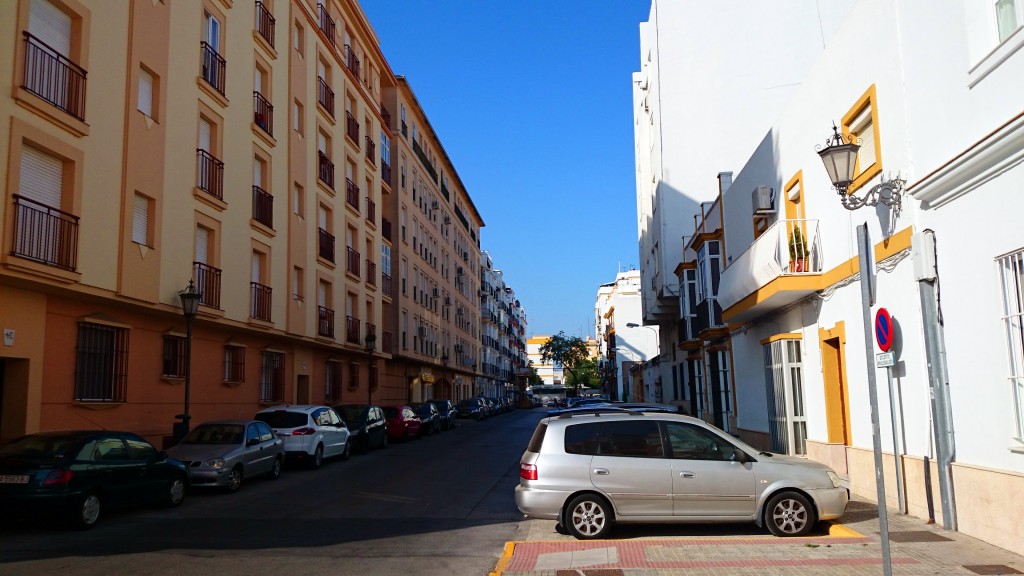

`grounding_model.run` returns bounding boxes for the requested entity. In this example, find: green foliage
[789,226,810,260]
[564,358,598,389]
[539,332,590,391]
[526,360,543,387]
